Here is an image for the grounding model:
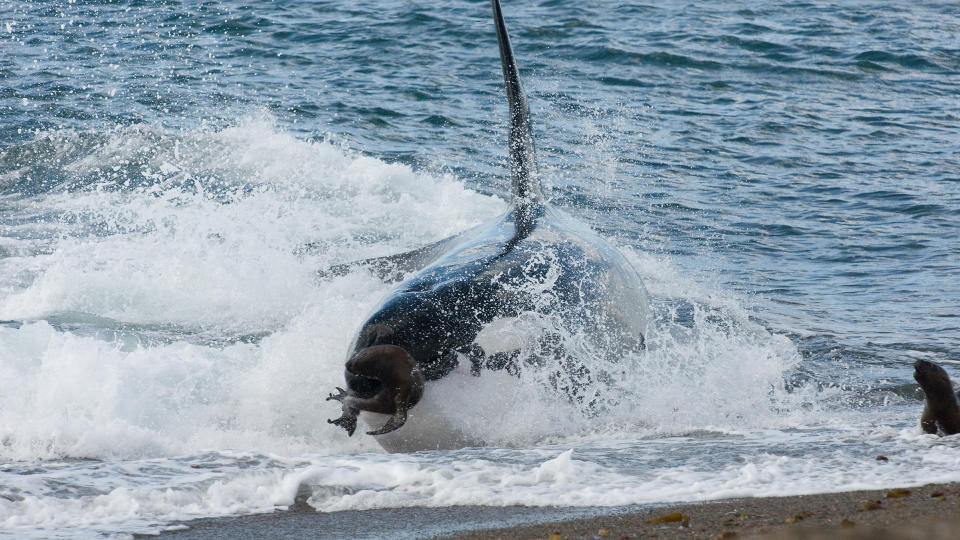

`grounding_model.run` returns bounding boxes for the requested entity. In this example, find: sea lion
[327,345,425,436]
[913,359,960,435]
[327,0,650,451]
